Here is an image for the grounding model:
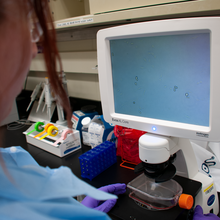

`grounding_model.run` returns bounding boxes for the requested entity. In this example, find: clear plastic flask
[127,173,193,211]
